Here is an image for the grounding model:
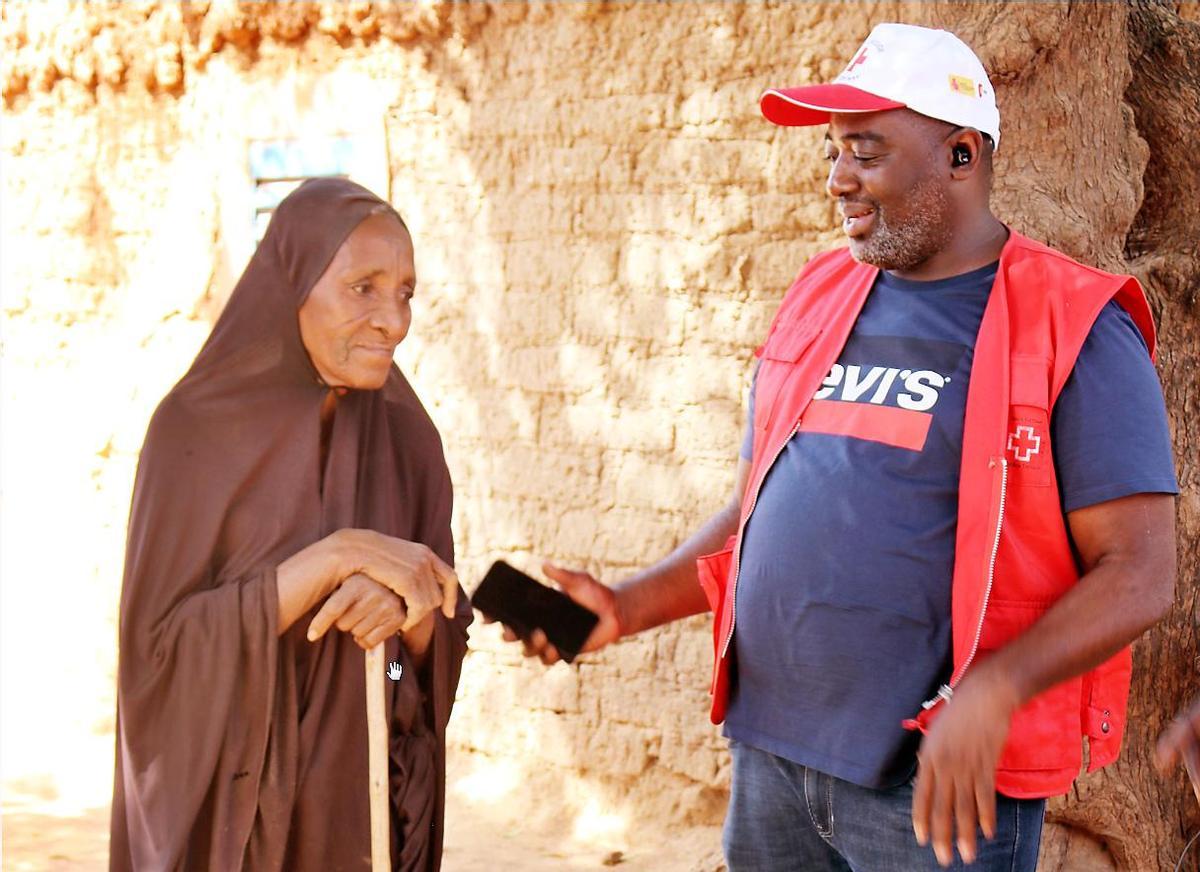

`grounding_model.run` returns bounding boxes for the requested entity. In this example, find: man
[509,23,1178,870]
